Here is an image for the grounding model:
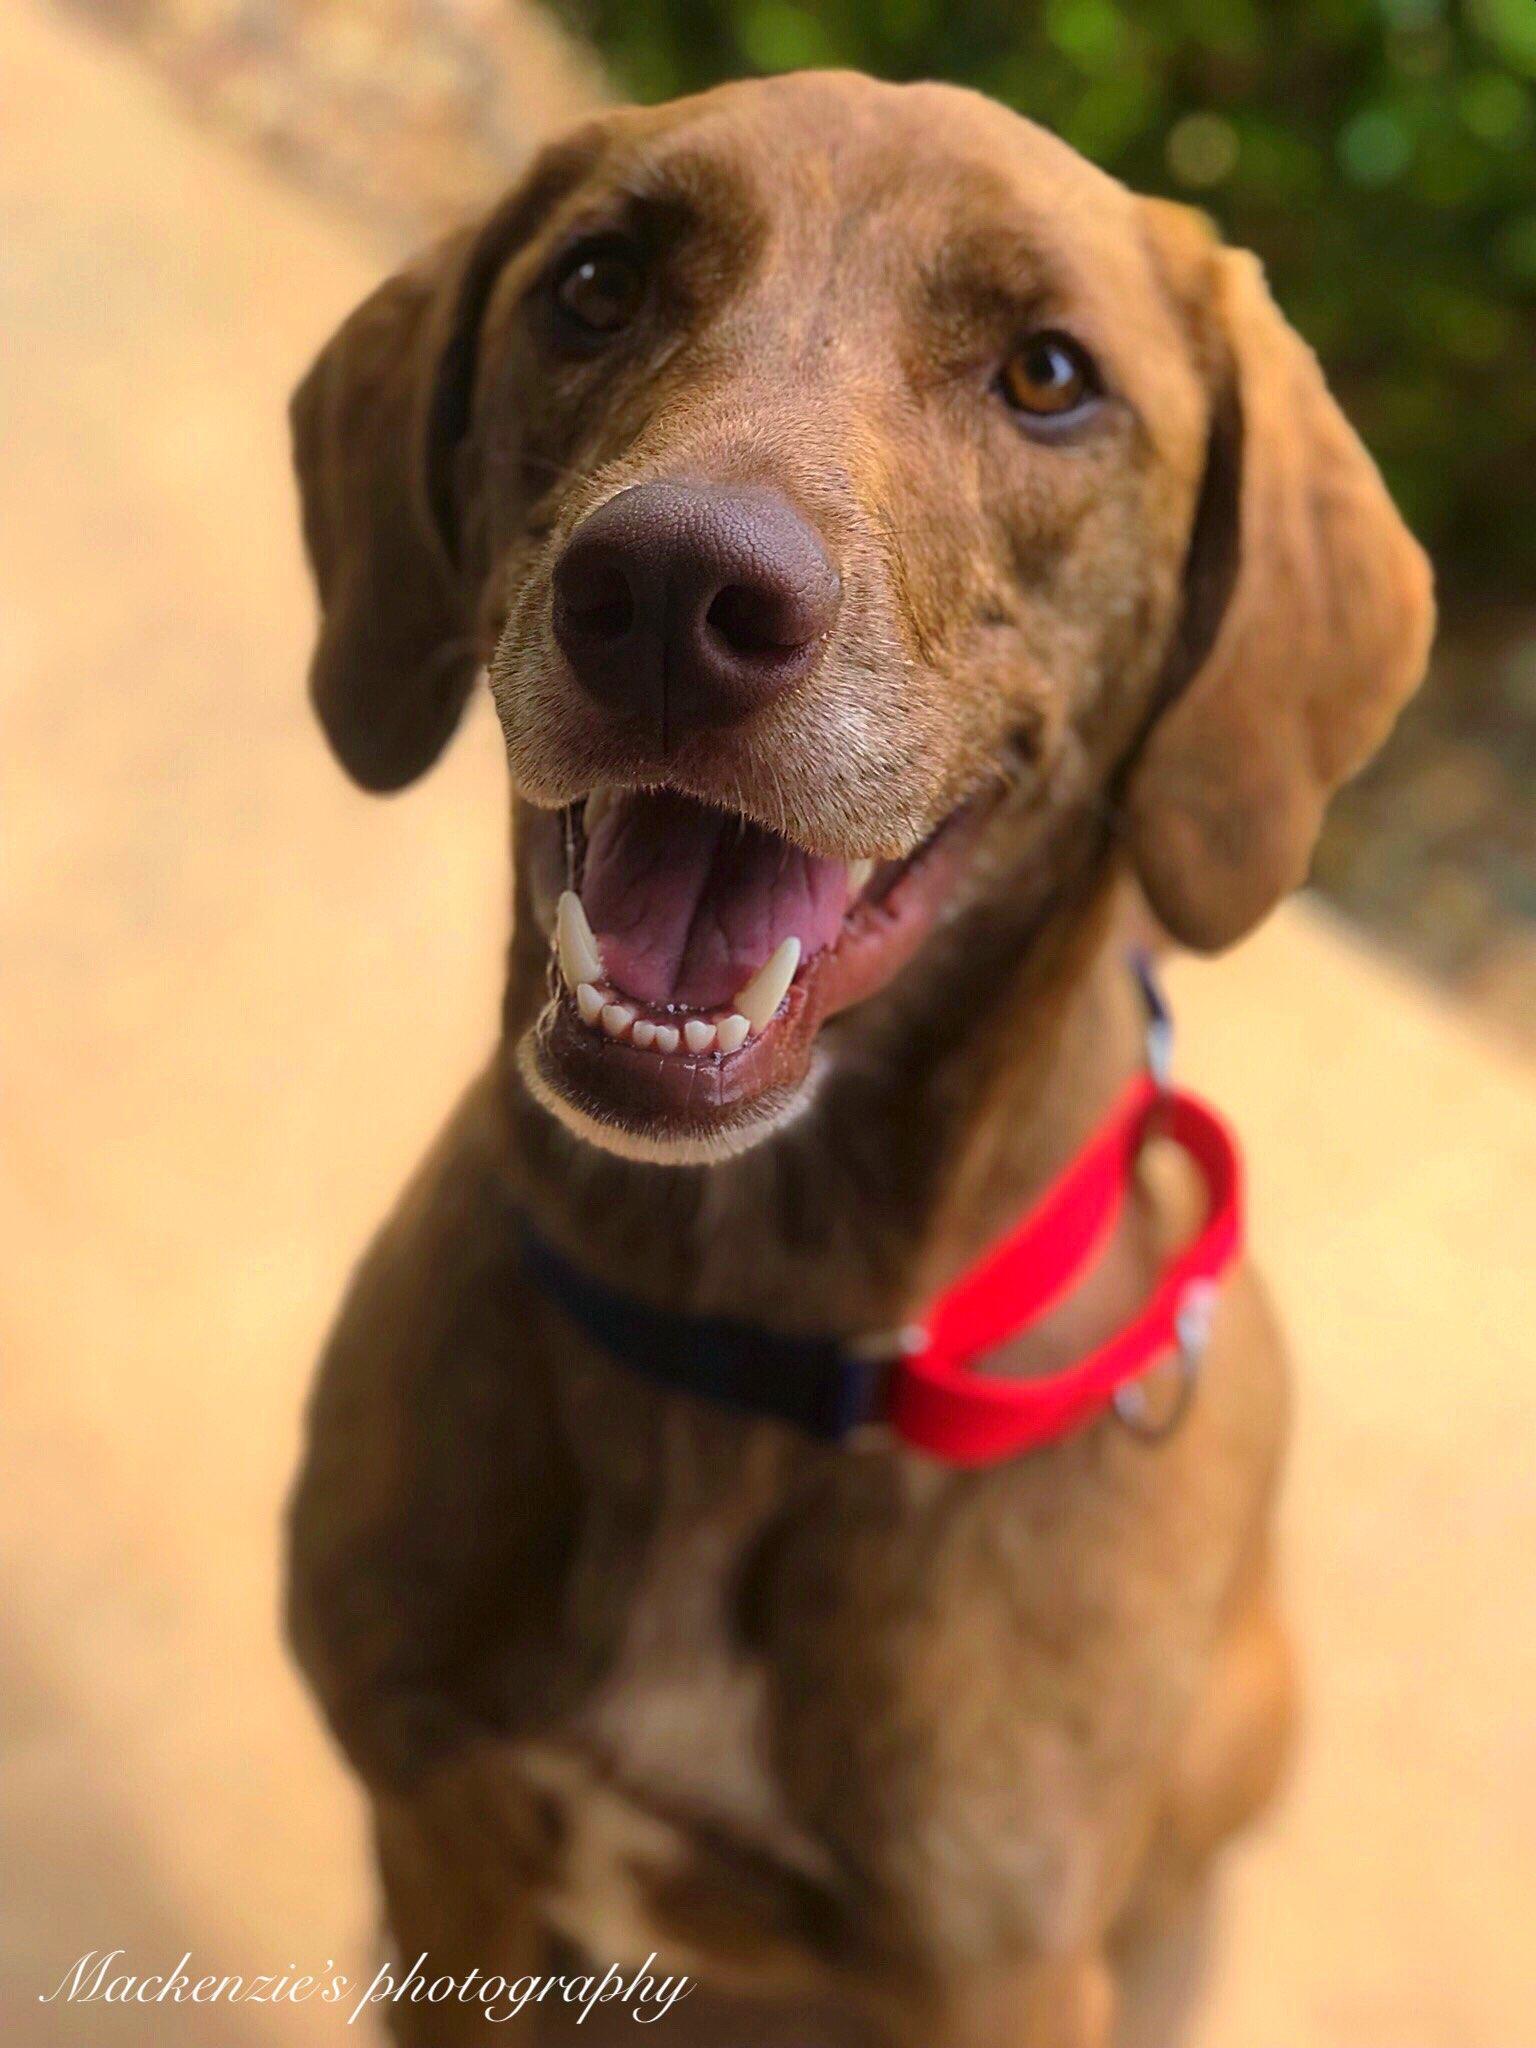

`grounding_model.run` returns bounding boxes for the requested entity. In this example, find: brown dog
[286,72,1432,2046]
